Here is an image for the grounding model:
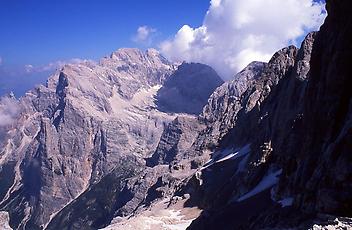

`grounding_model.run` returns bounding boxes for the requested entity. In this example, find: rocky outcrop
[197,61,267,148]
[146,115,205,167]
[45,156,145,230]
[194,44,298,154]
[0,211,12,230]
[46,112,207,229]
[101,48,175,99]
